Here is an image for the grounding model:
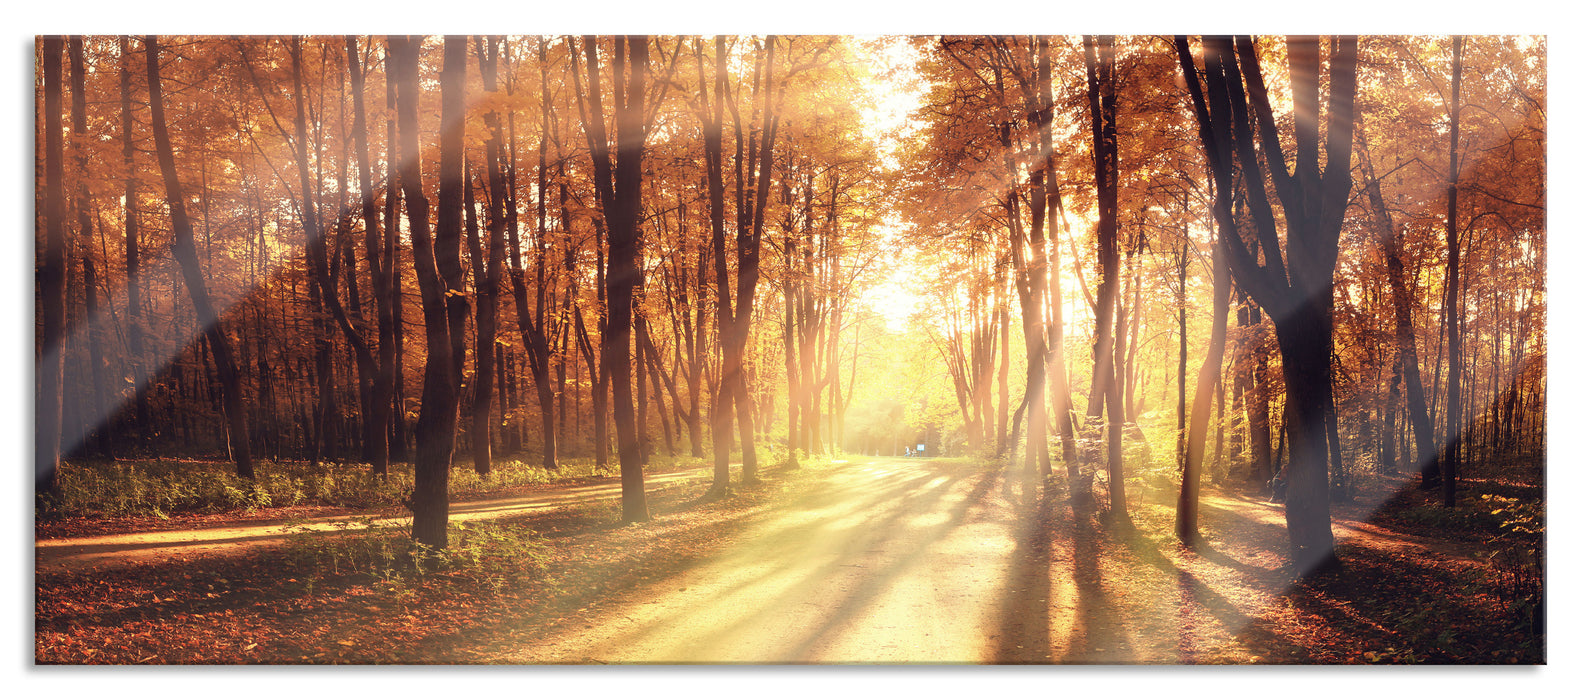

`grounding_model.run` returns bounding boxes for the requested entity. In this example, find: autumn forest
[34,35,1545,665]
